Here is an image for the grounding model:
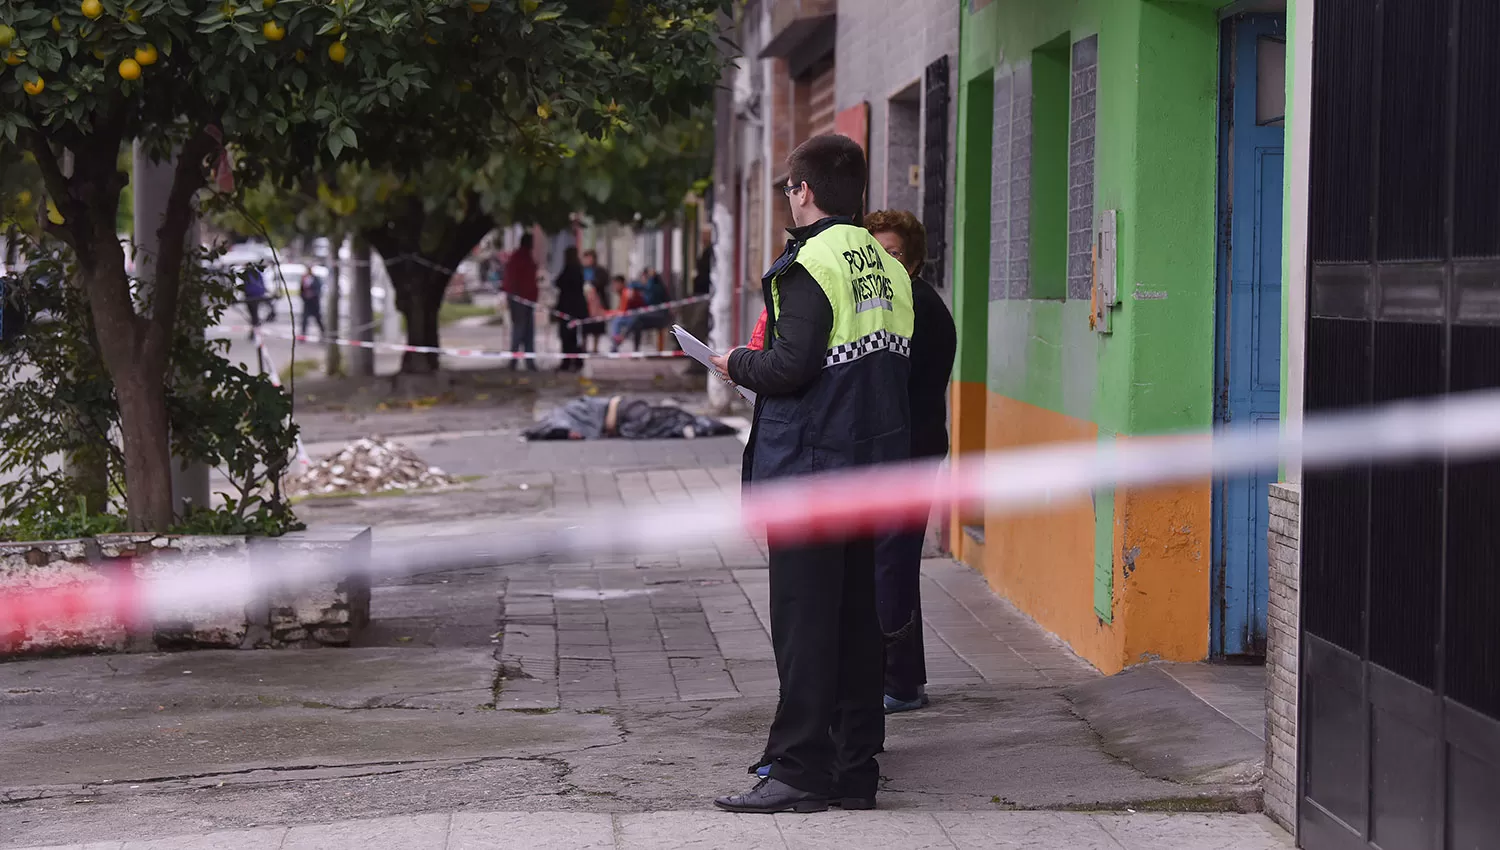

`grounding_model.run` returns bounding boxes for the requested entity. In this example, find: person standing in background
[502,233,540,371]
[861,209,957,714]
[298,269,324,339]
[554,246,589,372]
